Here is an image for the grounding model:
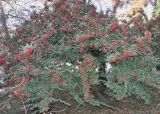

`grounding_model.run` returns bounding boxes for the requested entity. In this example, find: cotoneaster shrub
[0,0,160,113]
